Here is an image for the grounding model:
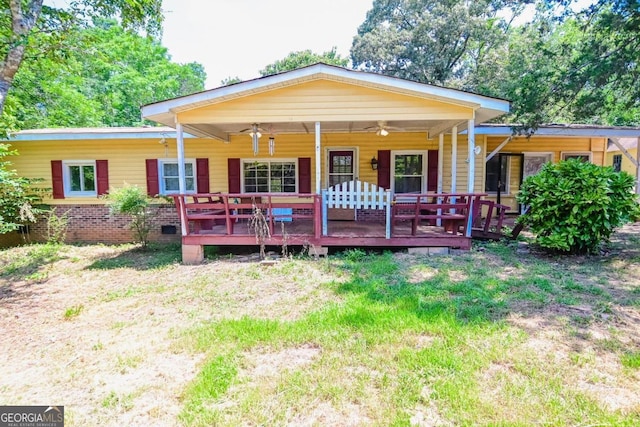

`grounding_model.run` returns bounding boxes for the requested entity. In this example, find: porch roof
[141,63,510,141]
